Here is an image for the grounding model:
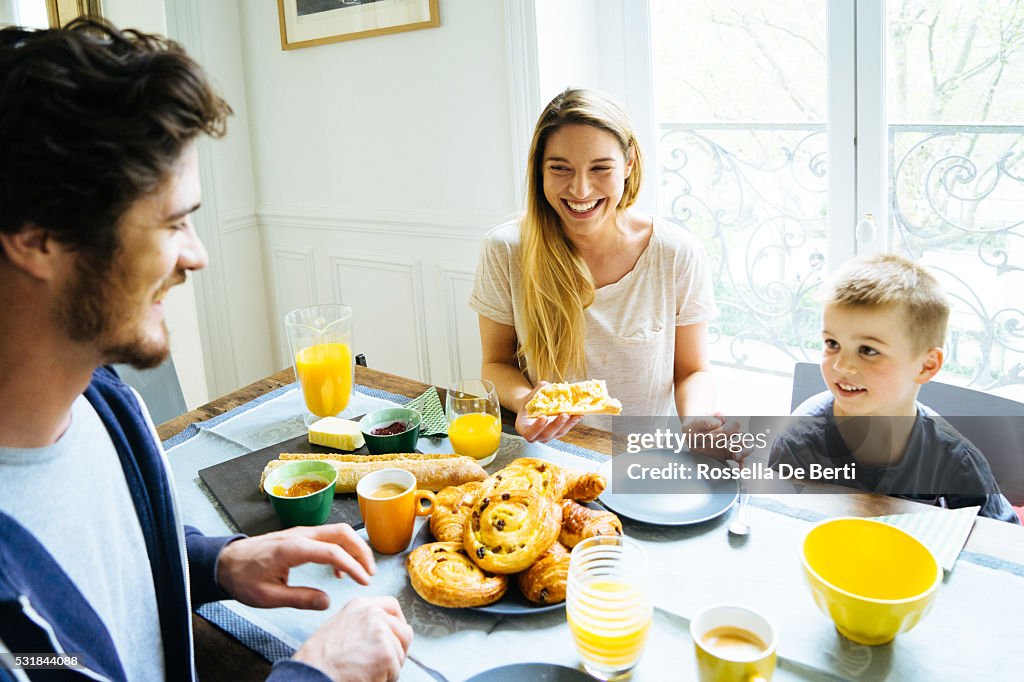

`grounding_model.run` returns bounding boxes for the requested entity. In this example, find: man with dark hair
[0,19,411,681]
